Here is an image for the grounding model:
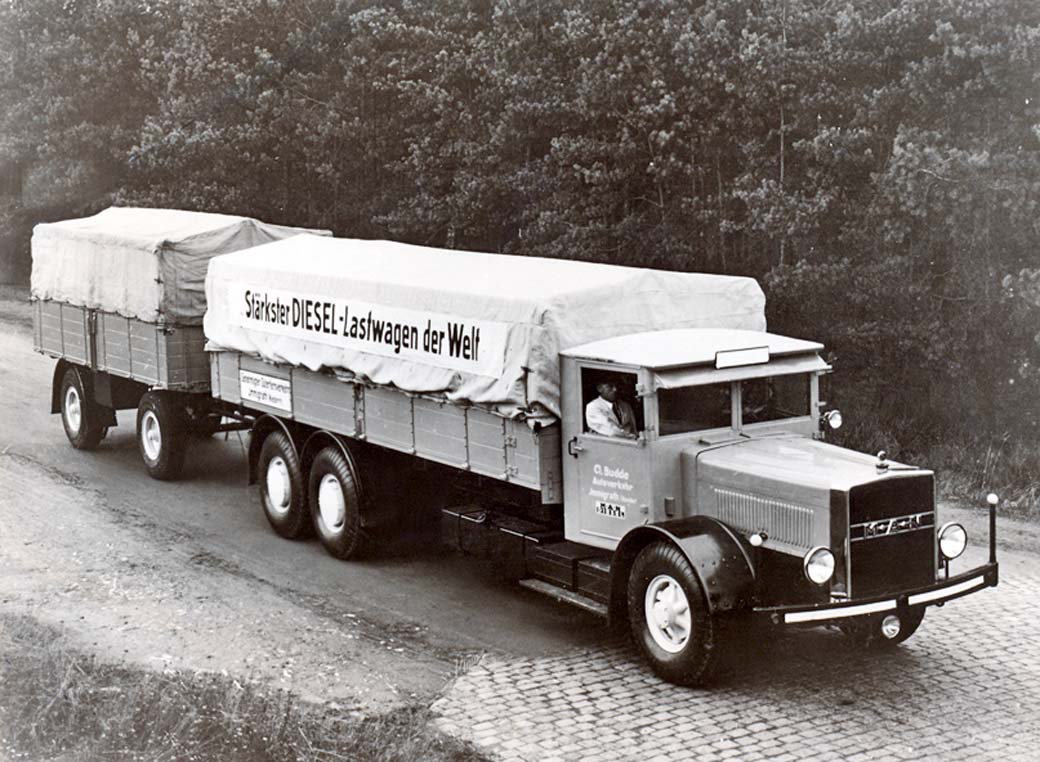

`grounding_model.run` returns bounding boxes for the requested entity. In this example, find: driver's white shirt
[585,396,633,437]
